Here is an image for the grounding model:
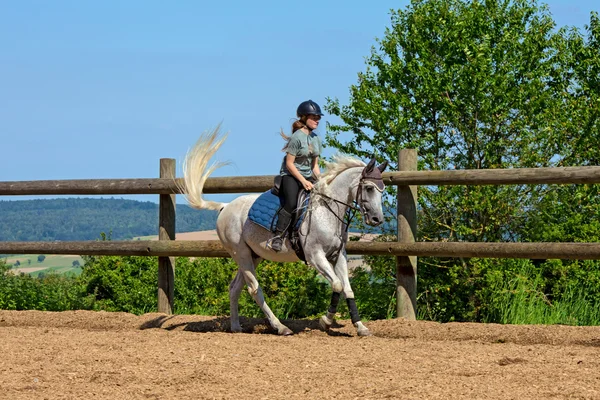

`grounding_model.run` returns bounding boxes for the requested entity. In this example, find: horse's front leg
[319,291,340,332]
[305,251,343,293]
[320,250,371,337]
